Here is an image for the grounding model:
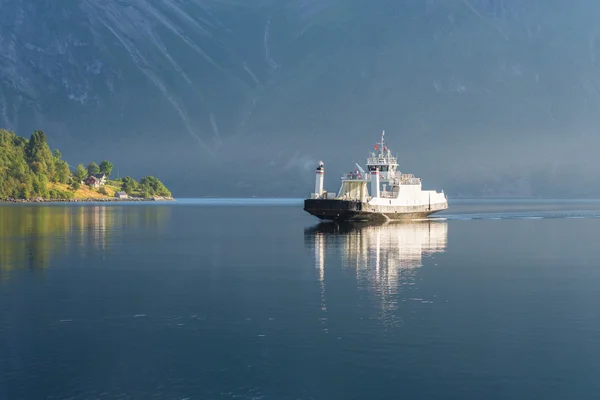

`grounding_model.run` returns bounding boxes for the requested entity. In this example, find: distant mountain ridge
[2,0,600,197]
